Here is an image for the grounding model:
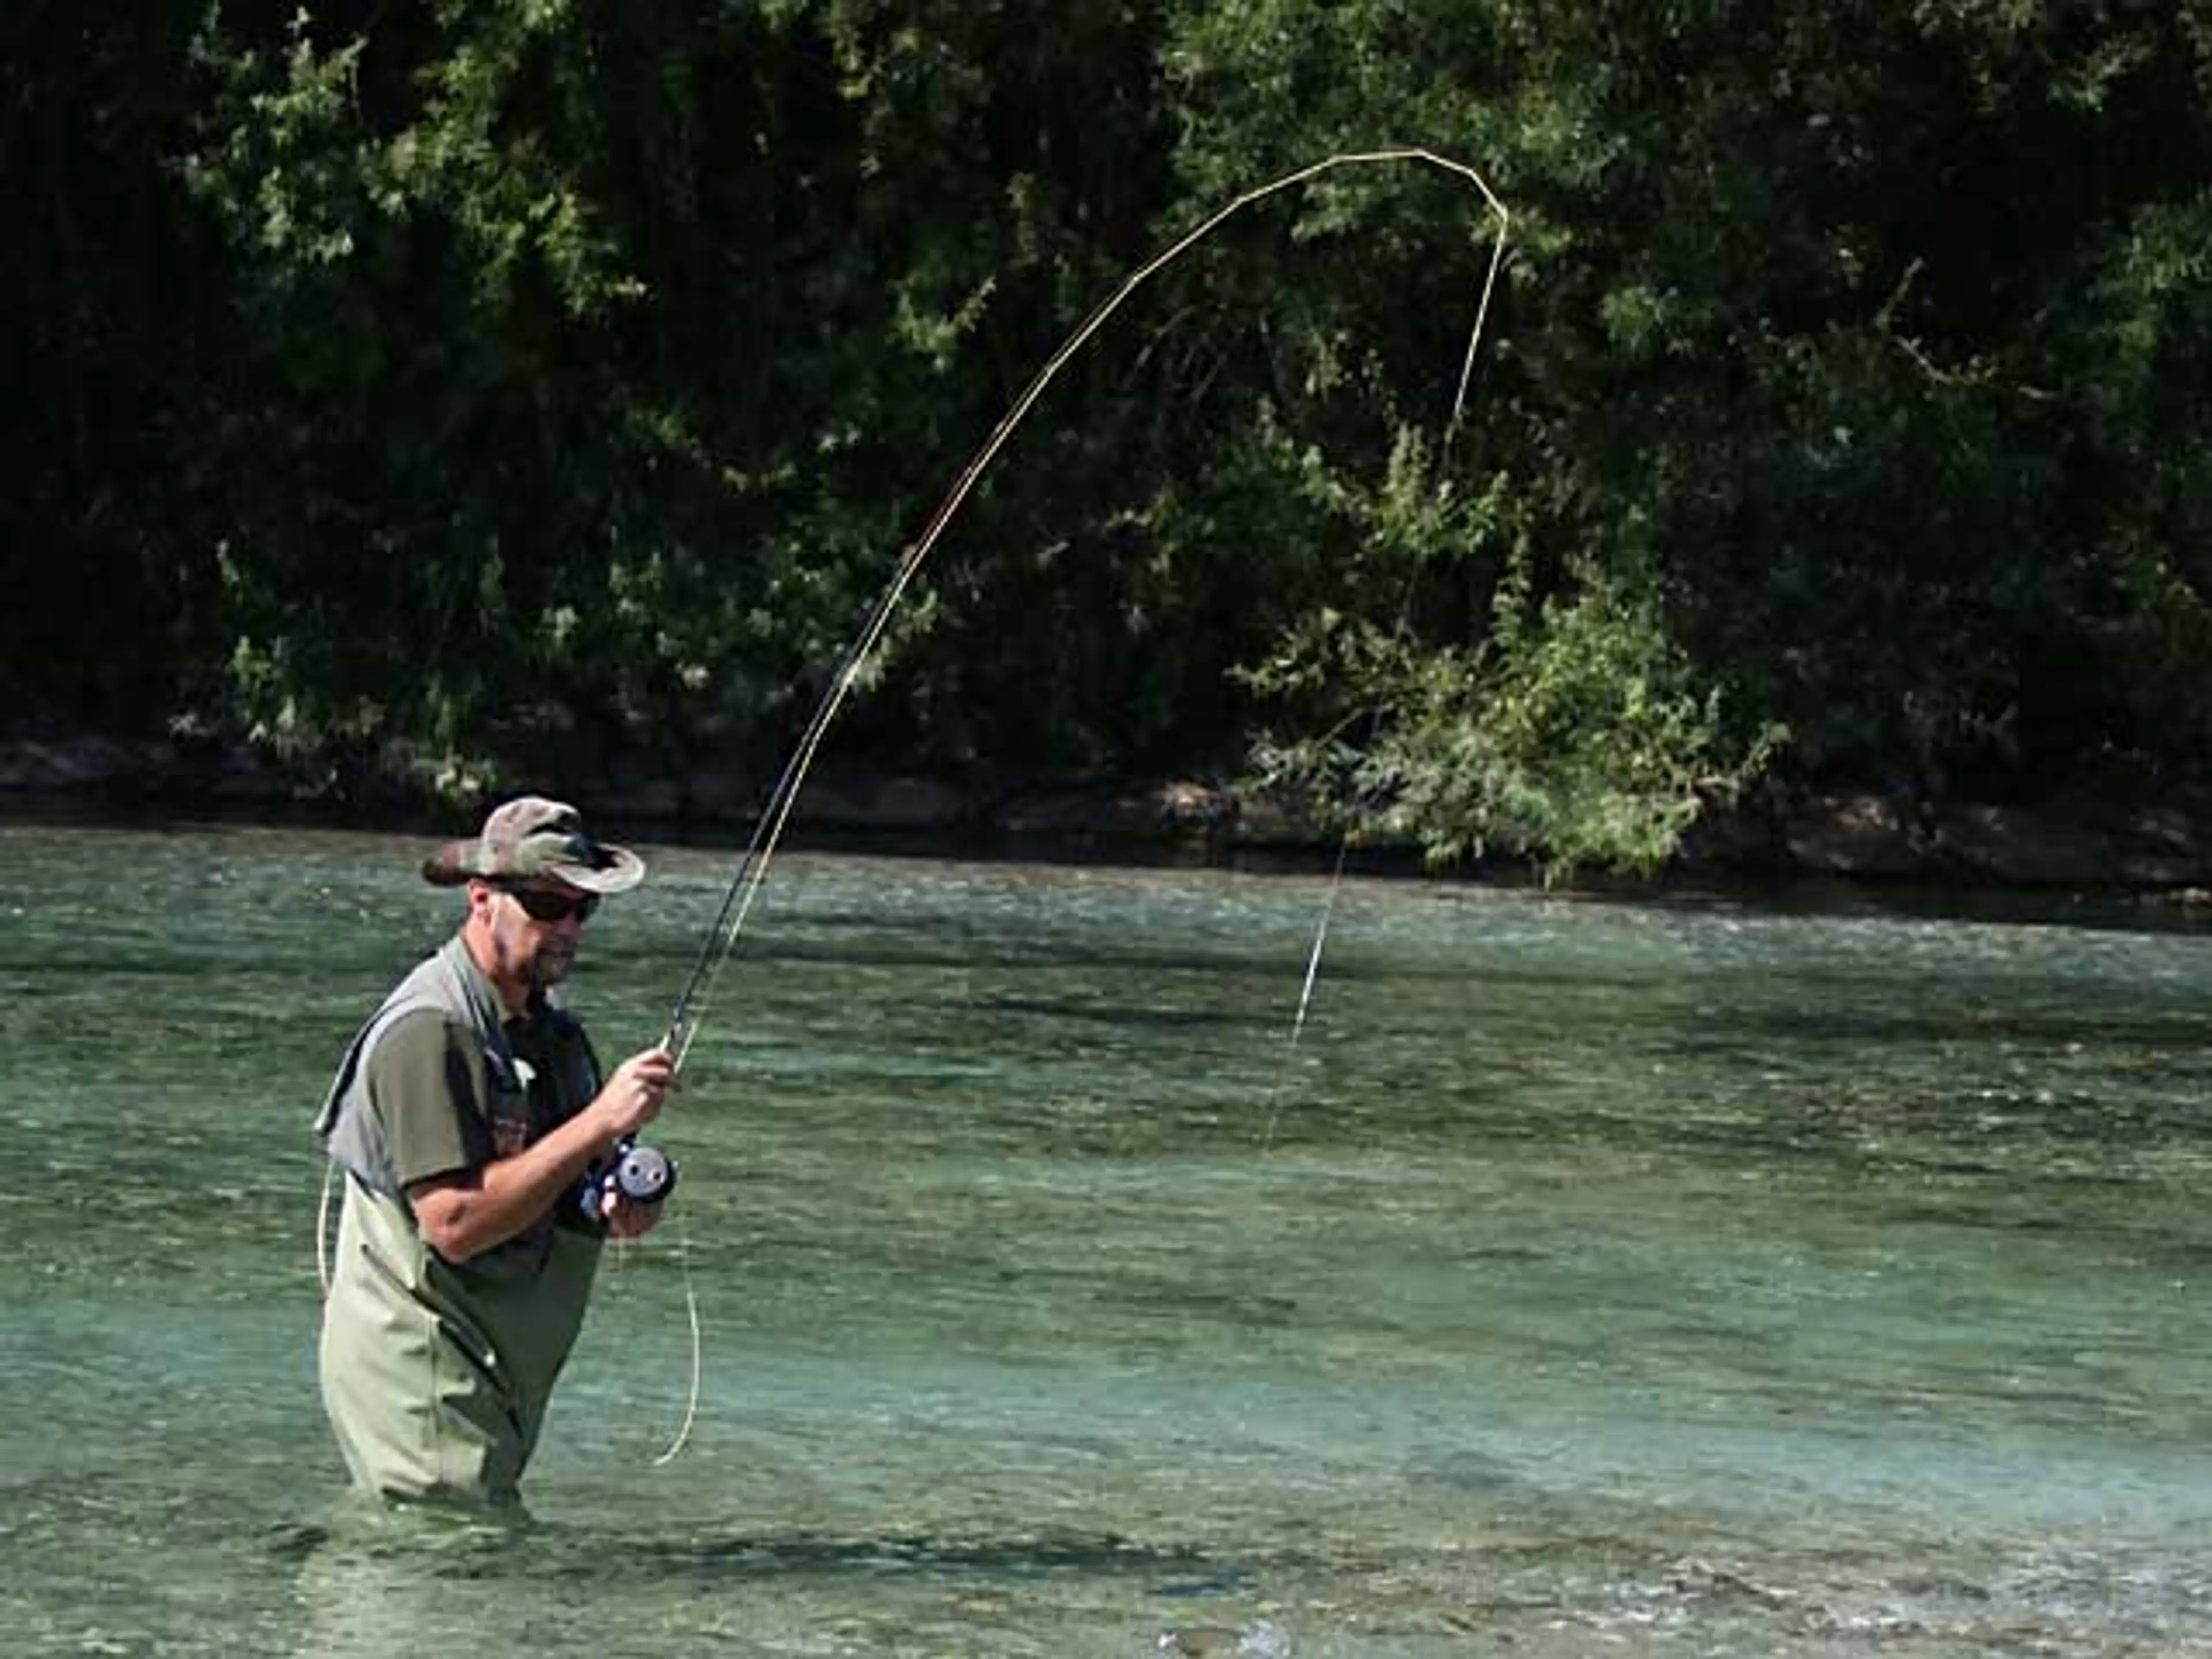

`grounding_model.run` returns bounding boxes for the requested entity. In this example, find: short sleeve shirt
[363,1011,487,1190]
[362,1001,603,1240]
